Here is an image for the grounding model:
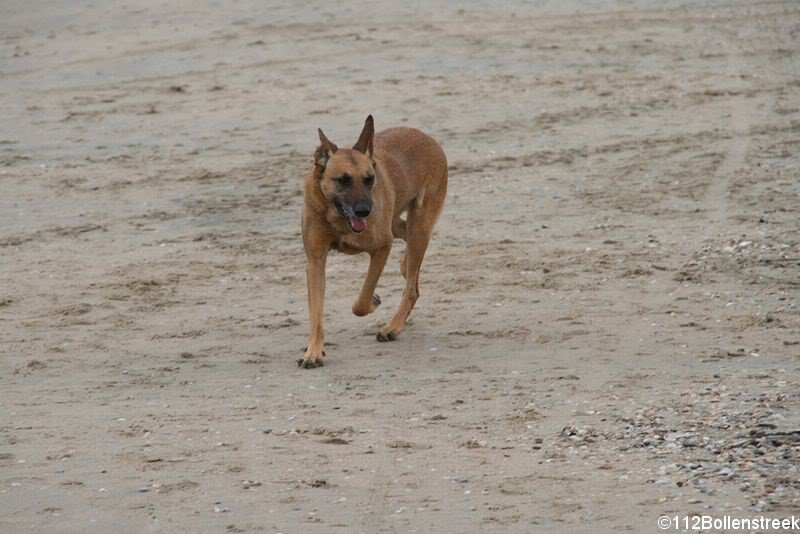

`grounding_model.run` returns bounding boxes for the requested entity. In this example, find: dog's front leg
[352,245,390,317]
[299,251,327,368]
